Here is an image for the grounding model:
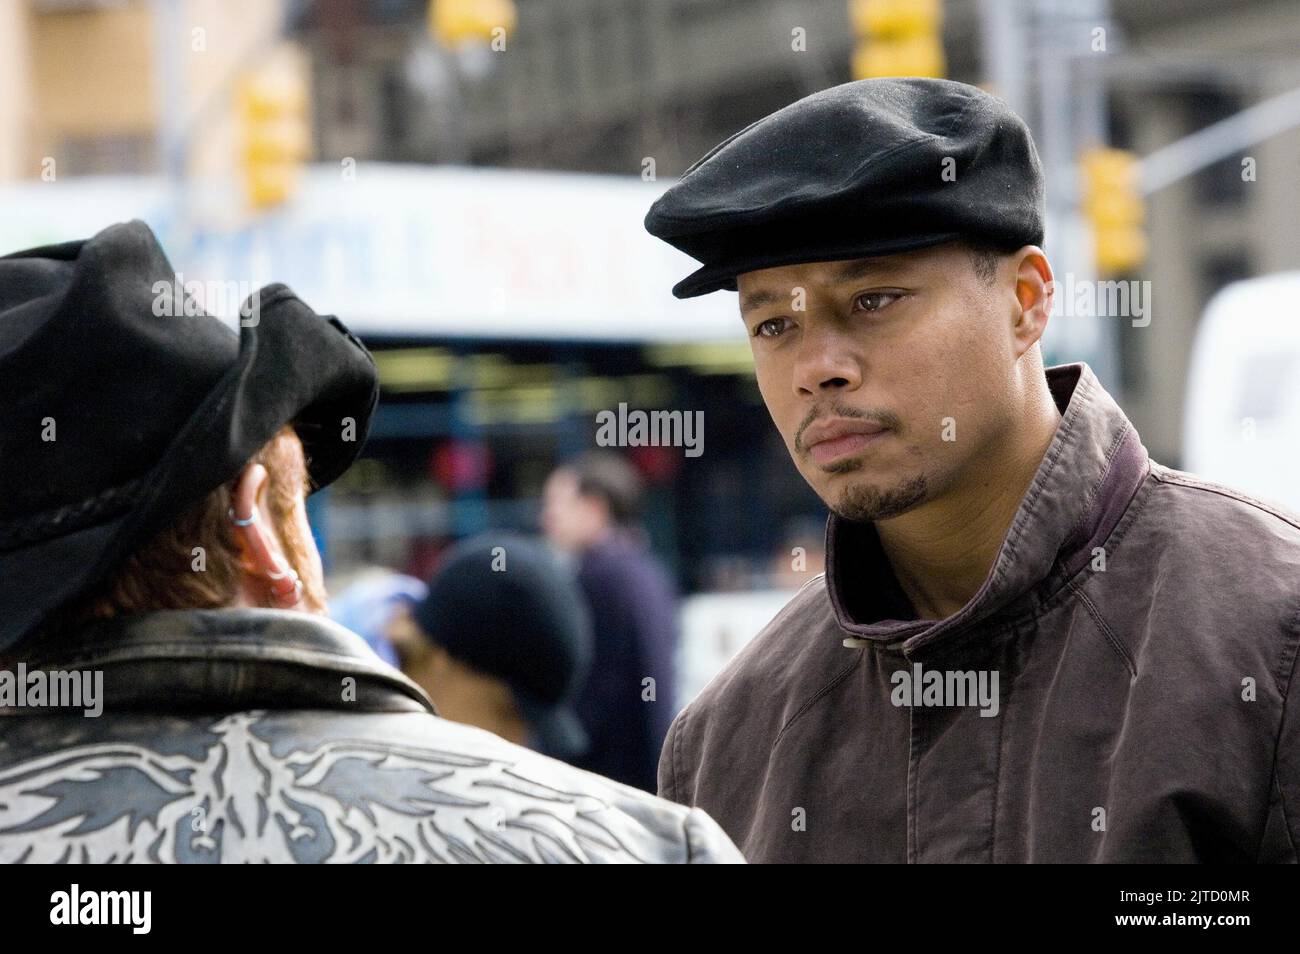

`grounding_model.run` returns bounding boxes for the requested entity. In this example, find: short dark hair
[566,451,644,528]
[965,239,1012,286]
